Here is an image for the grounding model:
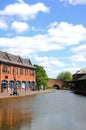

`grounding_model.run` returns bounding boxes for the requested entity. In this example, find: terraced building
[0,51,36,93]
